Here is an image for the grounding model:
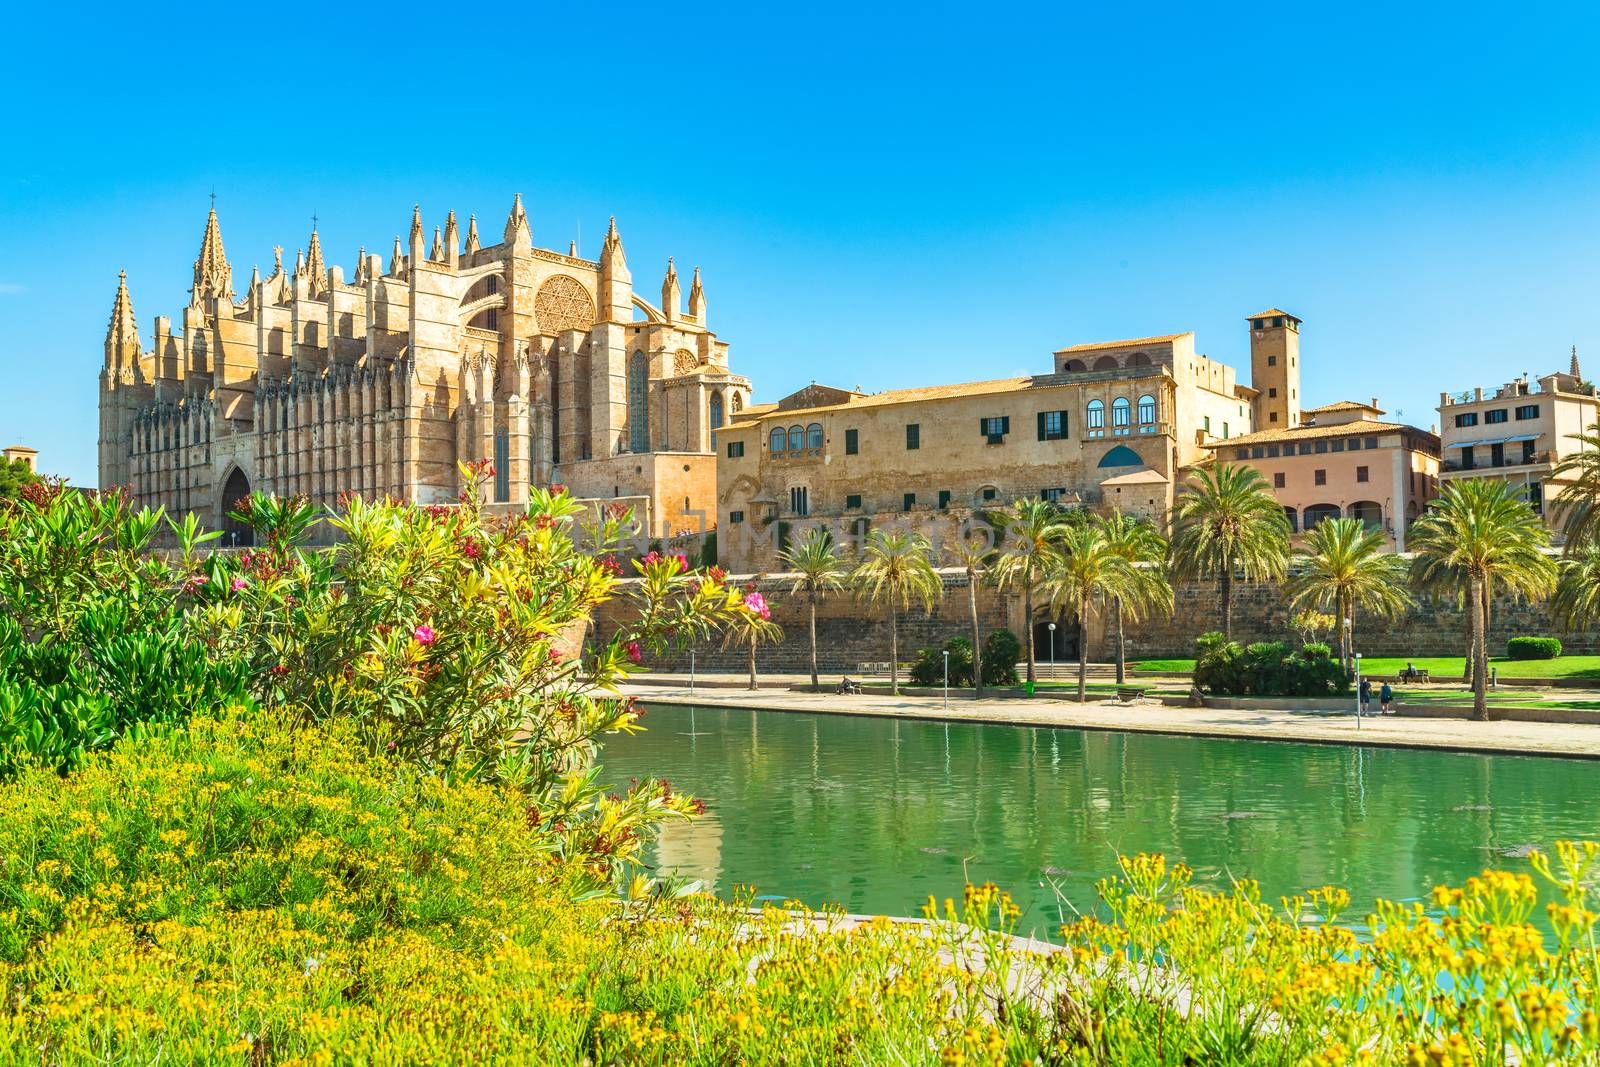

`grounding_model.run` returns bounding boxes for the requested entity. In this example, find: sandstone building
[1436,352,1599,540]
[98,199,750,542]
[715,323,1265,572]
